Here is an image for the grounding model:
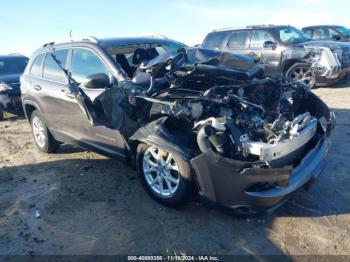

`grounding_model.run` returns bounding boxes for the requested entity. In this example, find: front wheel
[0,108,3,121]
[285,62,316,88]
[30,110,60,153]
[136,144,192,206]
